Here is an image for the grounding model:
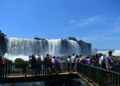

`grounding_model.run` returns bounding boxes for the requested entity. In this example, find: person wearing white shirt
[67,56,71,71]
[99,54,104,66]
[99,53,106,69]
[52,57,55,63]
[71,53,76,70]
